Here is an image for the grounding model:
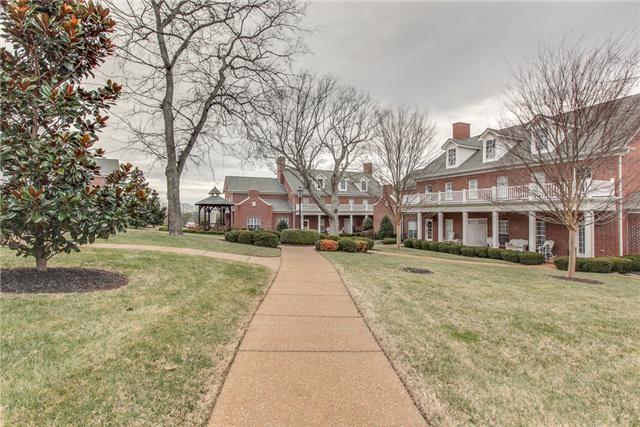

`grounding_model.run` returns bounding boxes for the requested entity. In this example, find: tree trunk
[395,215,401,249]
[165,165,183,236]
[35,247,47,272]
[567,228,577,278]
